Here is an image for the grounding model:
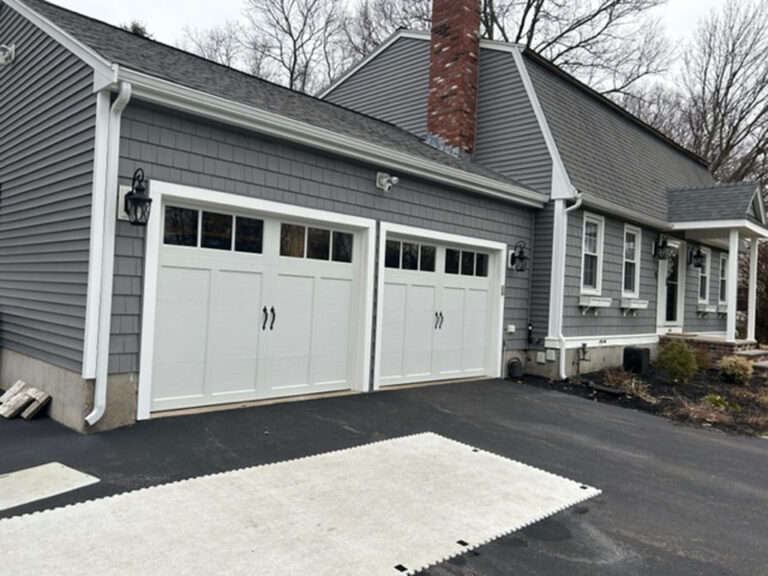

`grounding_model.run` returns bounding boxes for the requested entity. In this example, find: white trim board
[373,222,507,391]
[136,181,377,420]
[0,433,600,576]
[544,334,659,349]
